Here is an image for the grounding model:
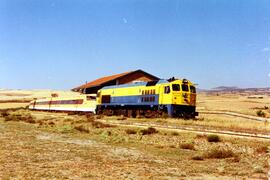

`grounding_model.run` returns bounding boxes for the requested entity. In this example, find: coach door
[160,84,172,105]
[101,95,111,104]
